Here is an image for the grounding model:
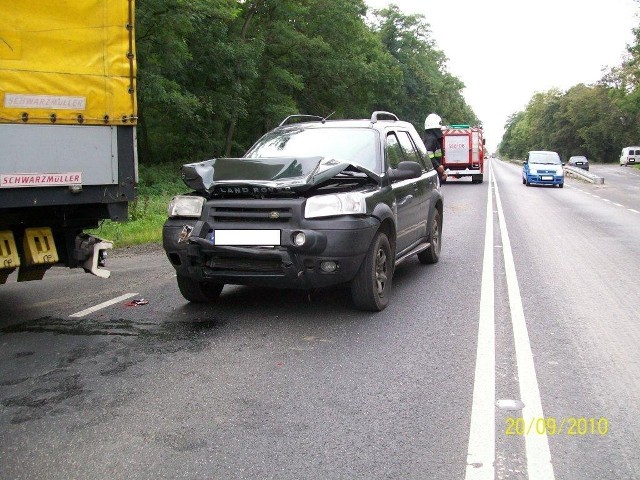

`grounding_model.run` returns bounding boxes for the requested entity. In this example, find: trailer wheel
[472,174,484,184]
[351,232,392,311]
[418,209,442,265]
[177,275,224,302]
